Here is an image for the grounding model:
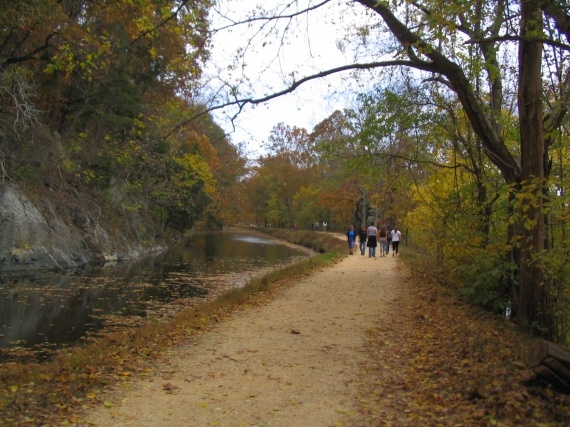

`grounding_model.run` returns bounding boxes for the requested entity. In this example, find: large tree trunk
[517,0,554,338]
